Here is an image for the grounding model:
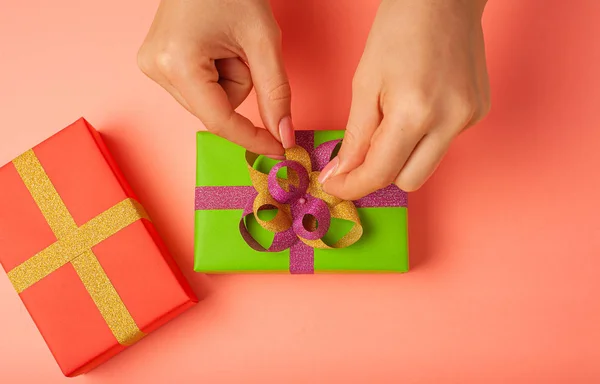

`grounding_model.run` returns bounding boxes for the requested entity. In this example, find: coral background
[1,0,599,382]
